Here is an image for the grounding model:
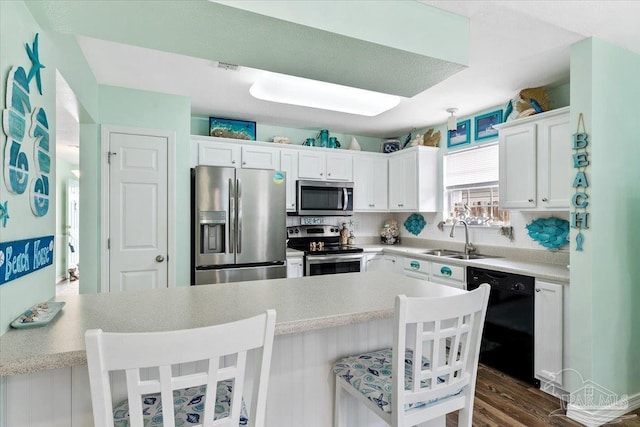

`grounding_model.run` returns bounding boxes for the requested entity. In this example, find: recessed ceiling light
[249,72,401,117]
